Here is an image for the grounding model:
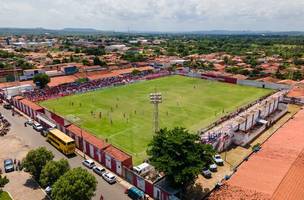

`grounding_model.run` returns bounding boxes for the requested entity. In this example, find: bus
[47,128,76,155]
